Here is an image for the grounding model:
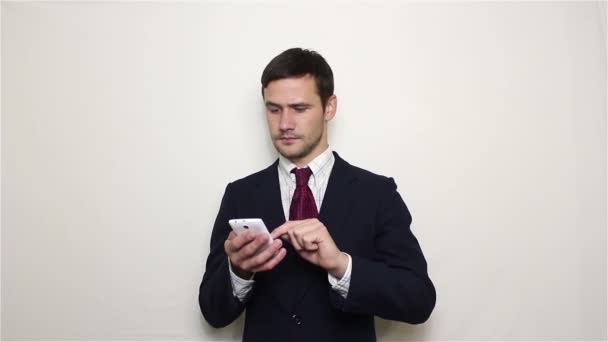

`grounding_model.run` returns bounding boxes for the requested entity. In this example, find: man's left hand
[271,219,349,278]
